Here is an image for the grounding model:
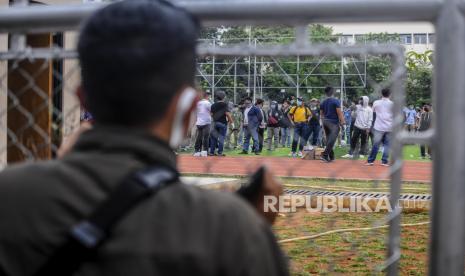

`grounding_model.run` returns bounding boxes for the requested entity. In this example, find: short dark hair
[324,86,334,96]
[381,88,391,98]
[244,97,252,103]
[215,91,226,101]
[283,100,290,105]
[255,98,264,105]
[78,0,199,126]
